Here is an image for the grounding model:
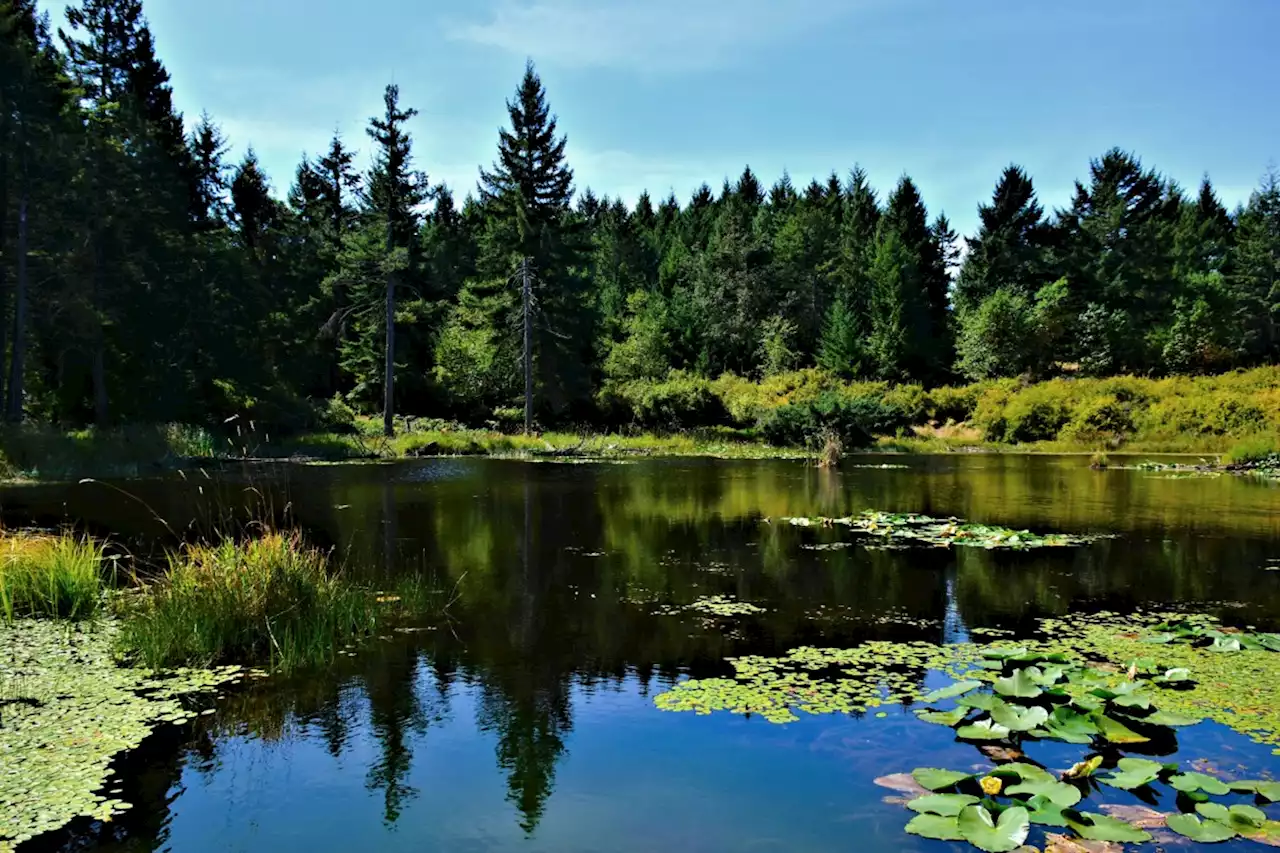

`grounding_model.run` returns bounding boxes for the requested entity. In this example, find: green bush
[1222,434,1280,466]
[926,384,984,424]
[597,371,727,430]
[759,392,907,449]
[1059,393,1135,443]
